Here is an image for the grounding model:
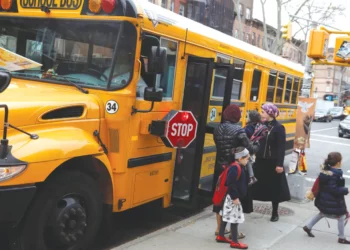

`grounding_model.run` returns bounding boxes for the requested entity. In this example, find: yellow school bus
[0,0,304,249]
